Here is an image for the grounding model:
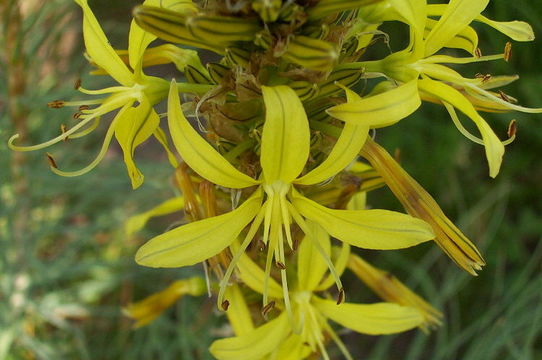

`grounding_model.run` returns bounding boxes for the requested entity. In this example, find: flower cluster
[10,0,538,358]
